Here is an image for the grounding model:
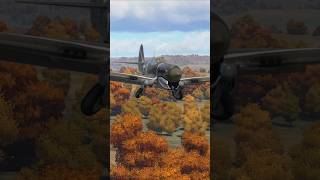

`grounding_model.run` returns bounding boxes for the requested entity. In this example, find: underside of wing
[225,48,320,75]
[0,32,108,74]
[110,72,155,85]
[180,76,210,85]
